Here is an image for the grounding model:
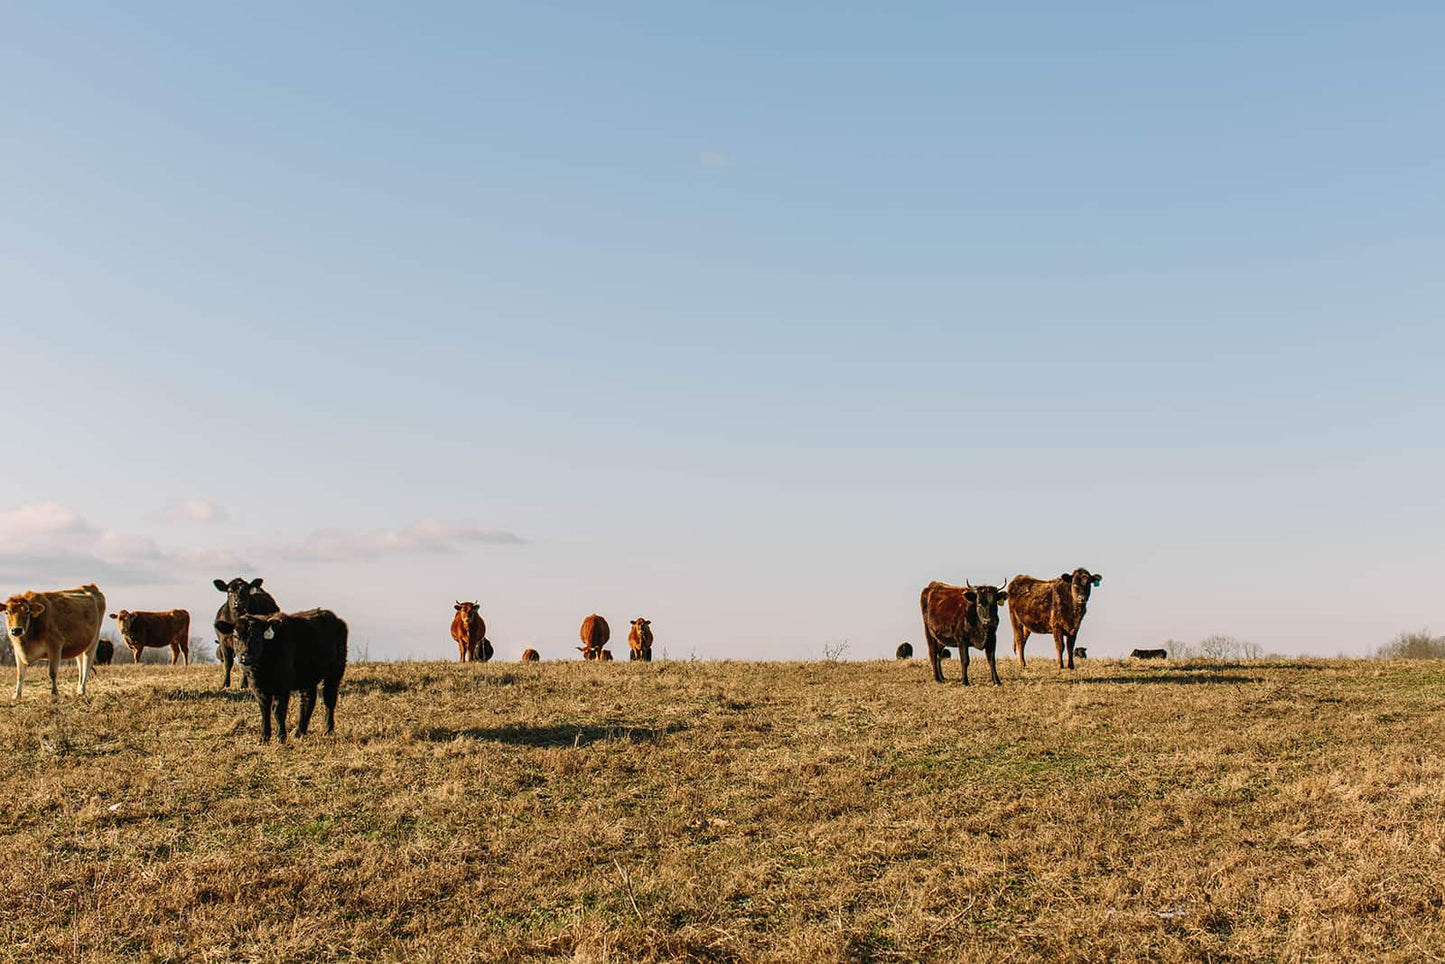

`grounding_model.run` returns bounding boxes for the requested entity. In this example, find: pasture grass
[1,656,1443,961]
